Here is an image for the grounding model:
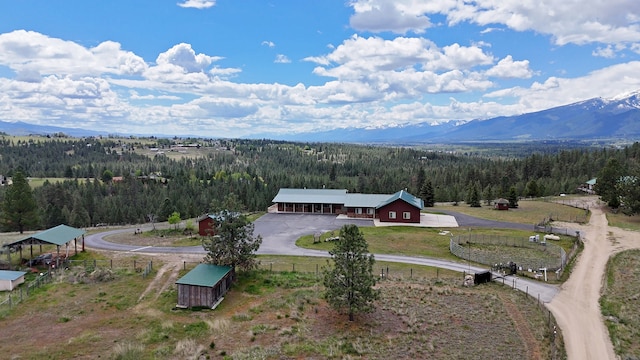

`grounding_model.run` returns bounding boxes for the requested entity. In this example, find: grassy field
[297,226,577,263]
[0,253,563,359]
[601,249,640,359]
[606,211,640,231]
[436,197,590,225]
